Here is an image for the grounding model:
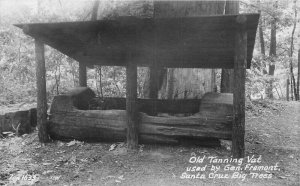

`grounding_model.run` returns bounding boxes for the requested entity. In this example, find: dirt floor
[0,100,299,186]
